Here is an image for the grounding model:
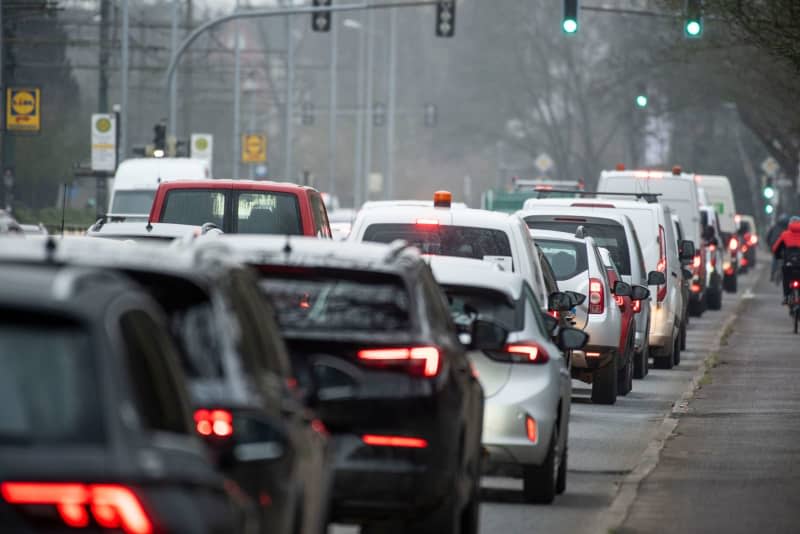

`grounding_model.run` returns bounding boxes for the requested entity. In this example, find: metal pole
[232,0,242,180]
[0,0,5,196]
[327,9,339,196]
[363,7,375,200]
[284,12,295,182]
[168,0,179,137]
[120,0,129,162]
[353,14,366,208]
[385,7,397,200]
[98,0,110,112]
[249,84,256,179]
